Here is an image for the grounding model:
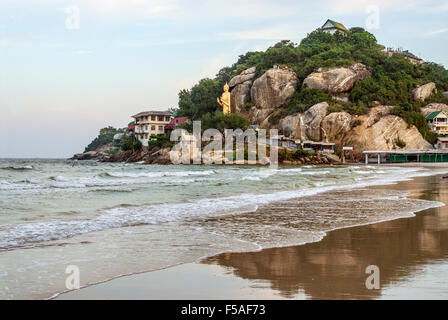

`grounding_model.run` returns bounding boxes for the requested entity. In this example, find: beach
[56,172,448,300]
